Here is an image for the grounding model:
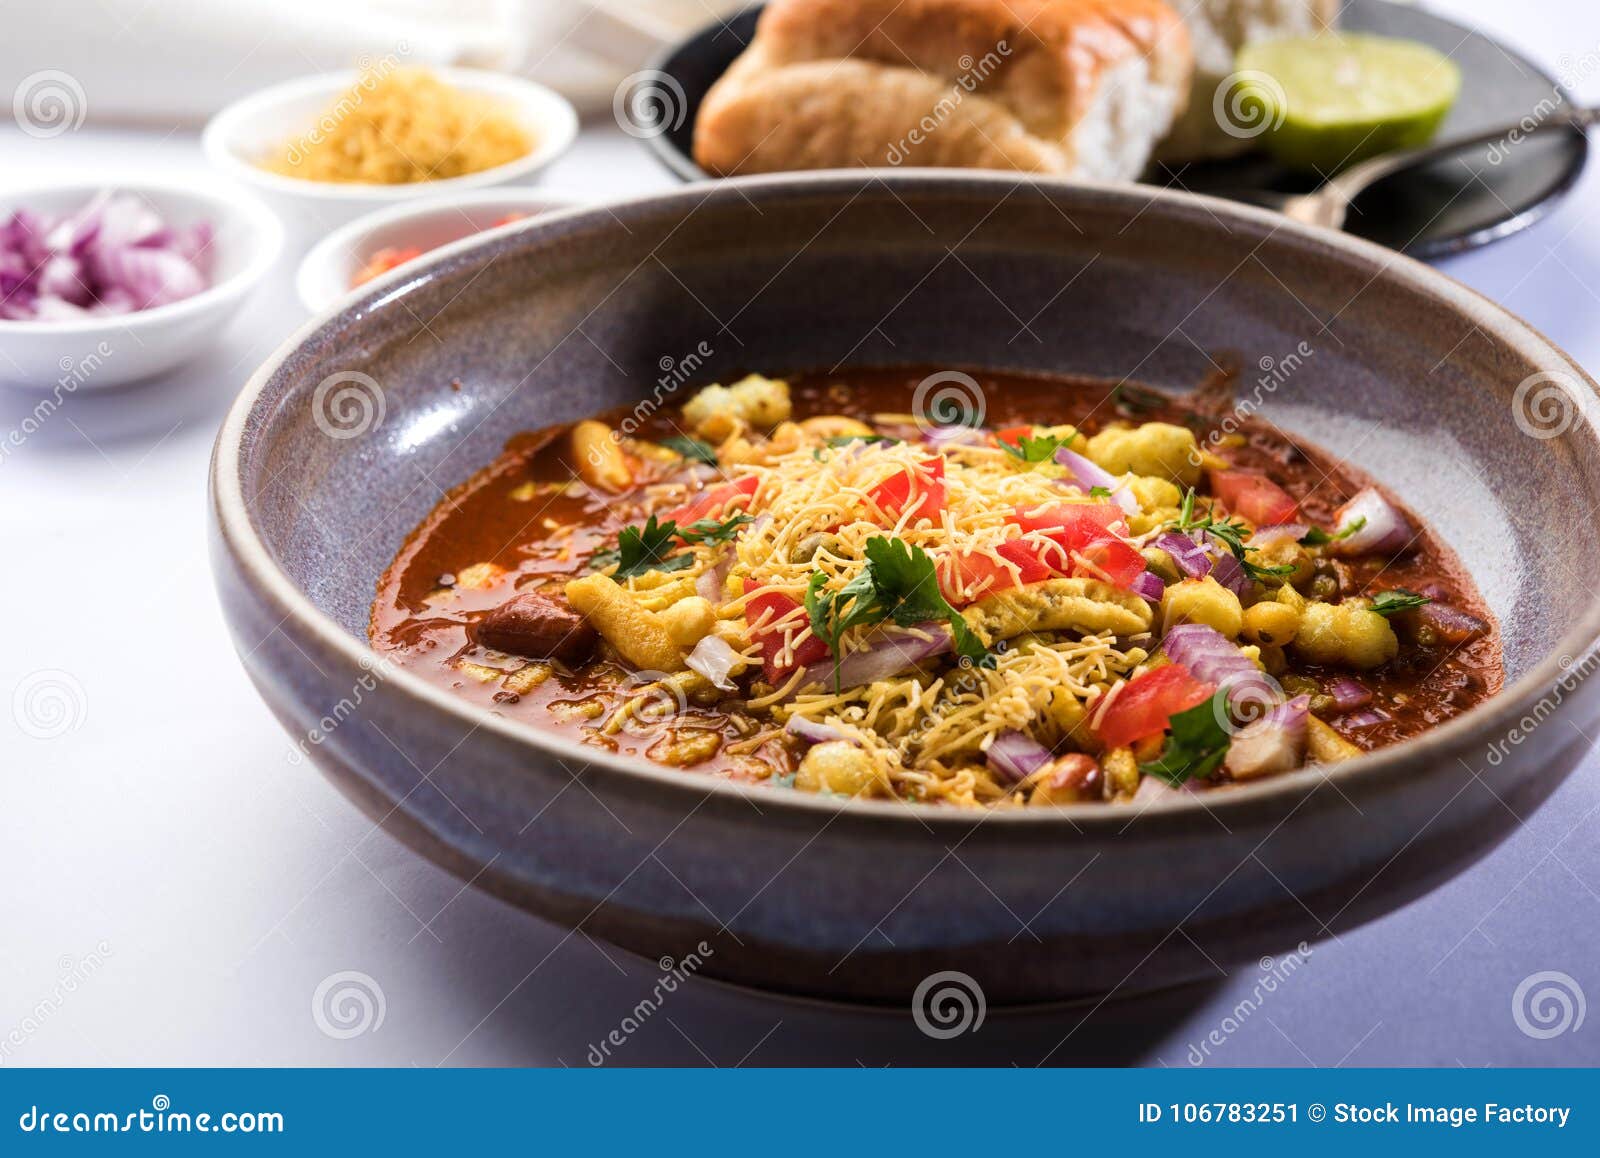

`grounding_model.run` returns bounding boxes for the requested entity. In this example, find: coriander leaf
[1140,694,1232,785]
[998,432,1066,465]
[1089,485,1112,499]
[1300,516,1365,547]
[860,537,991,668]
[662,435,718,465]
[1169,488,1293,584]
[607,515,690,580]
[1370,588,1432,618]
[679,513,752,546]
[806,537,992,690]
